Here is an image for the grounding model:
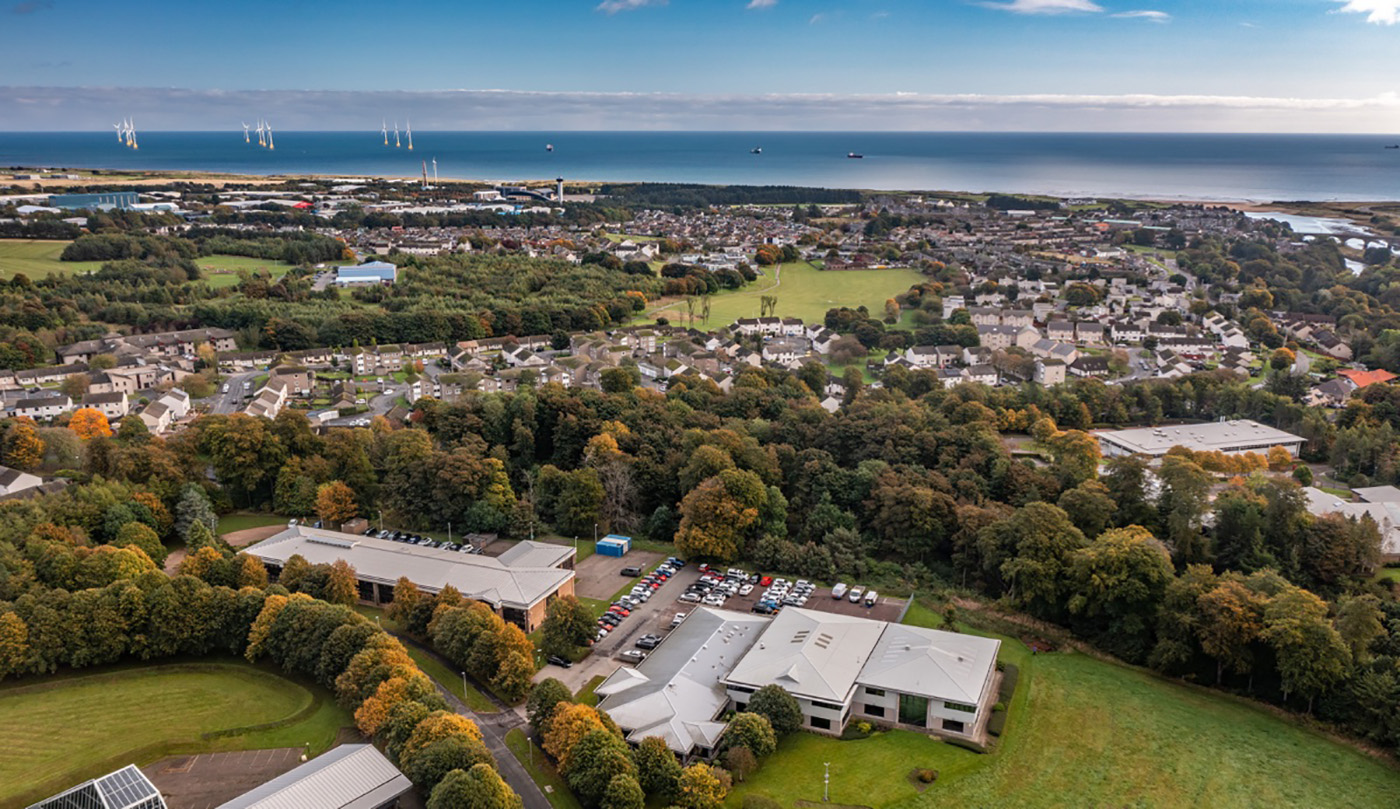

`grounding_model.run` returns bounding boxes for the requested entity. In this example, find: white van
[864,590,878,607]
[831,583,848,599]
[848,586,864,603]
